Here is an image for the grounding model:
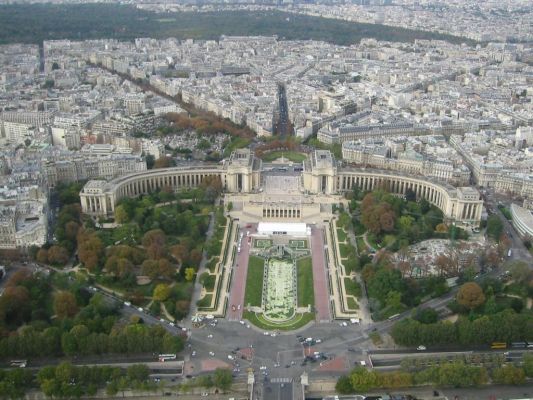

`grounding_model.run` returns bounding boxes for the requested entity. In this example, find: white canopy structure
[257,222,310,236]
